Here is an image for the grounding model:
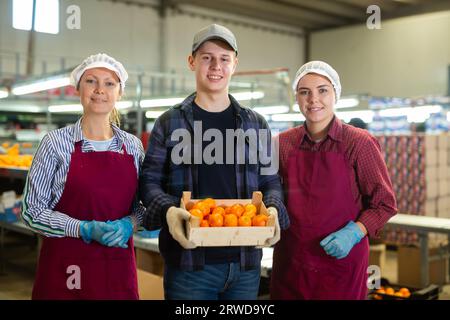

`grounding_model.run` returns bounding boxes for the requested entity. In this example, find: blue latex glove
[101,216,134,248]
[79,221,115,245]
[320,221,365,259]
